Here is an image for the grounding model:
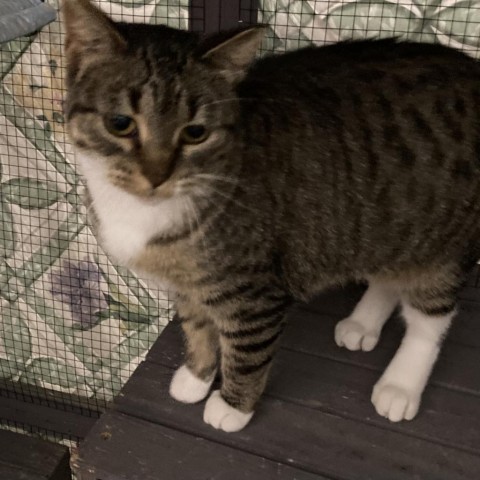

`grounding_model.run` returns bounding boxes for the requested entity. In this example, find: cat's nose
[151,177,164,189]
[141,163,167,189]
[141,145,173,189]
